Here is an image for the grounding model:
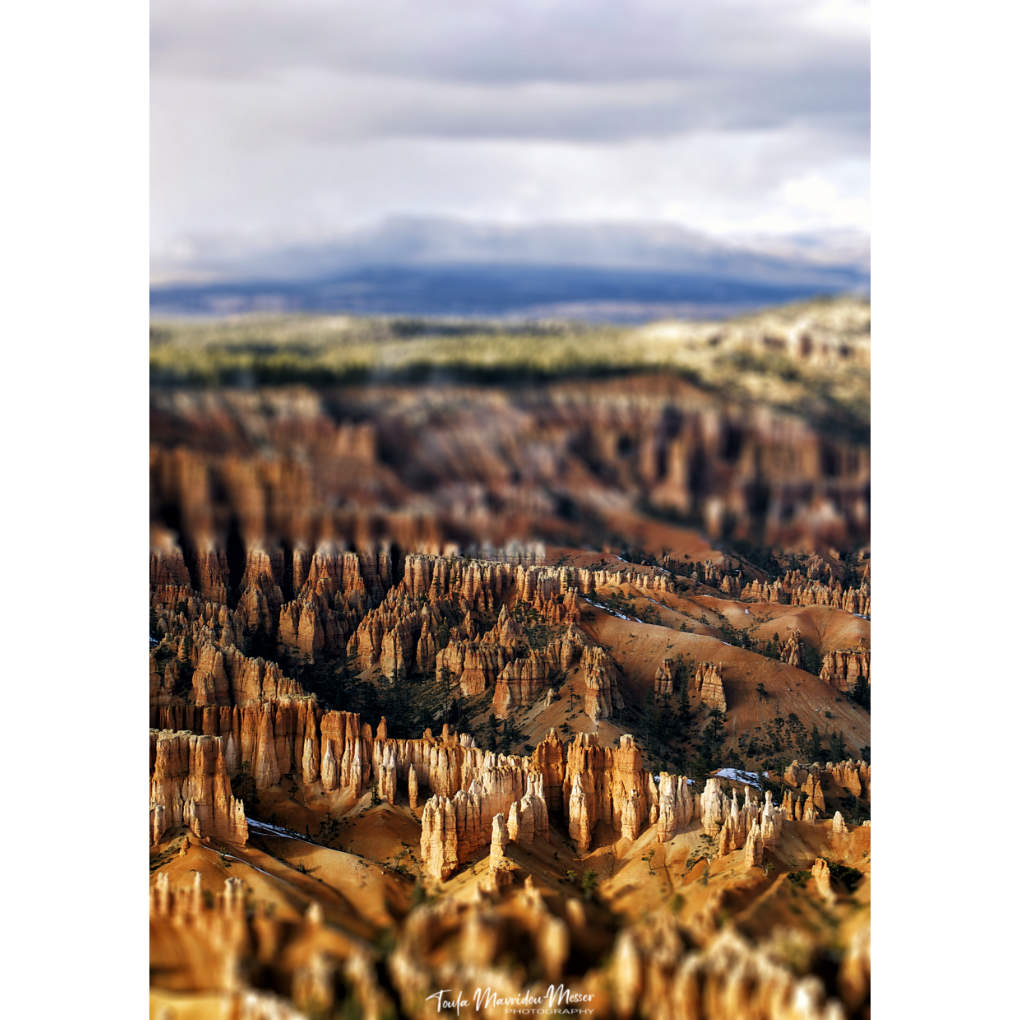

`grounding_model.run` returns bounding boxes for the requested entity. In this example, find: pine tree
[851,674,870,712]
[439,665,454,717]
[676,671,693,728]
[700,708,727,764]
[830,730,848,761]
[809,724,824,761]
